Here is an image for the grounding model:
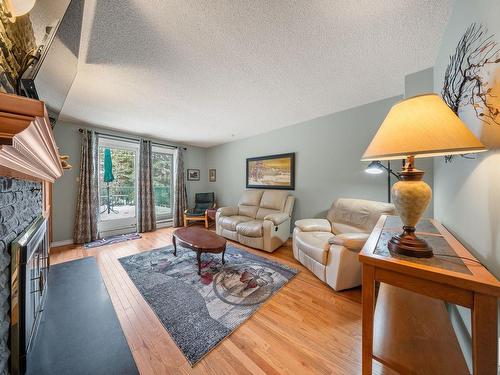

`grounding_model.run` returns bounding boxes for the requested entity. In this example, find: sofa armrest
[294,219,331,232]
[329,233,370,251]
[217,206,238,217]
[264,212,289,226]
